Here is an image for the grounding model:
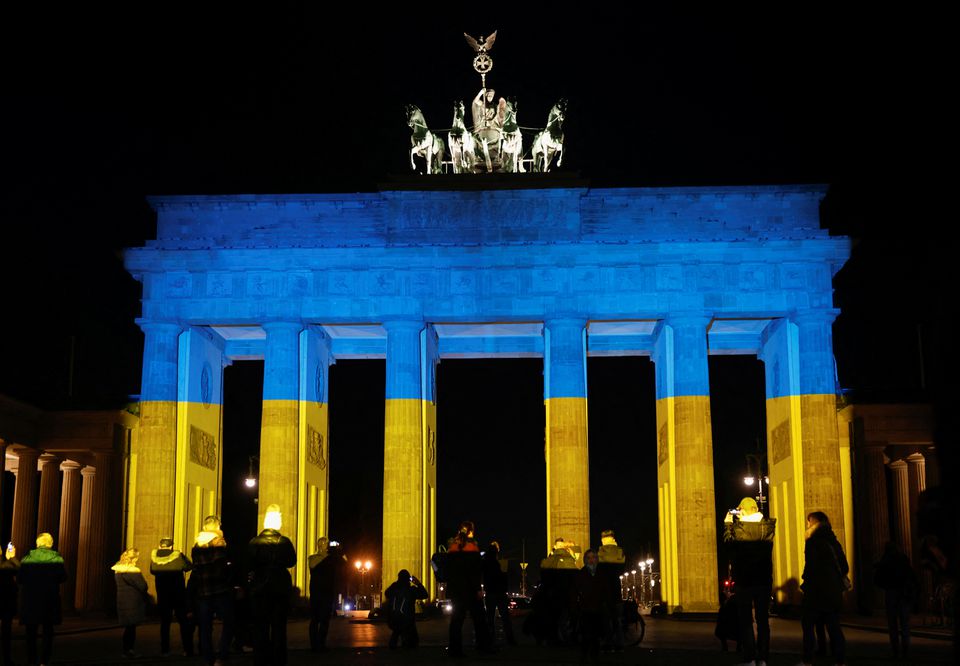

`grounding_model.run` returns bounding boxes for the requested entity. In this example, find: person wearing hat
[191,515,234,666]
[384,569,428,649]
[723,497,776,666]
[445,521,491,656]
[247,503,297,666]
[151,536,194,656]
